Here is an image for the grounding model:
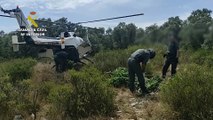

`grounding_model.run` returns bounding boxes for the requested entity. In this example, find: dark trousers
[54,51,68,72]
[128,58,147,93]
[55,59,67,72]
[162,58,178,77]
